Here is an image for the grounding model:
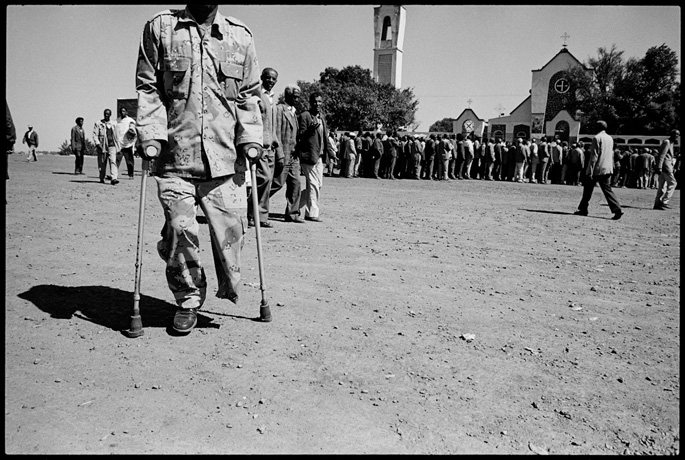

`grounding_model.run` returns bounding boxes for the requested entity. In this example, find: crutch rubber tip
[259,305,272,323]
[125,315,145,338]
